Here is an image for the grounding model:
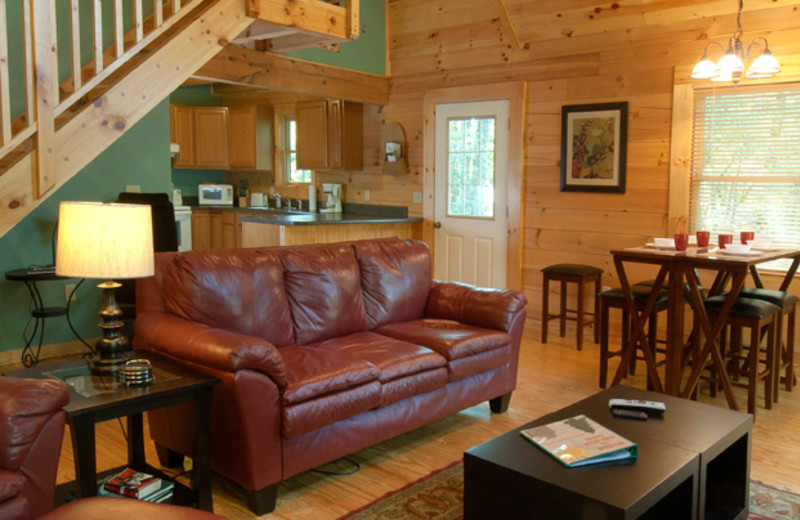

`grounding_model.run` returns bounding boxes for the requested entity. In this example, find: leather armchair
[0,376,69,520]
